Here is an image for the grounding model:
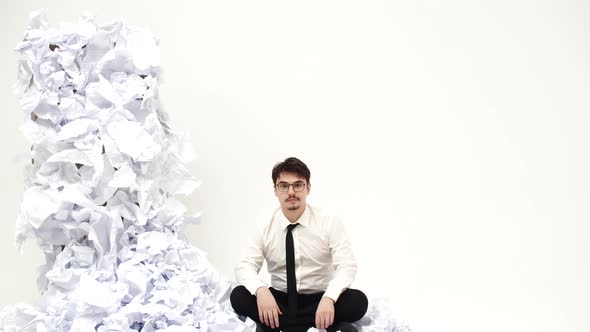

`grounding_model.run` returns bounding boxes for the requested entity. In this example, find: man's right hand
[256,287,282,329]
